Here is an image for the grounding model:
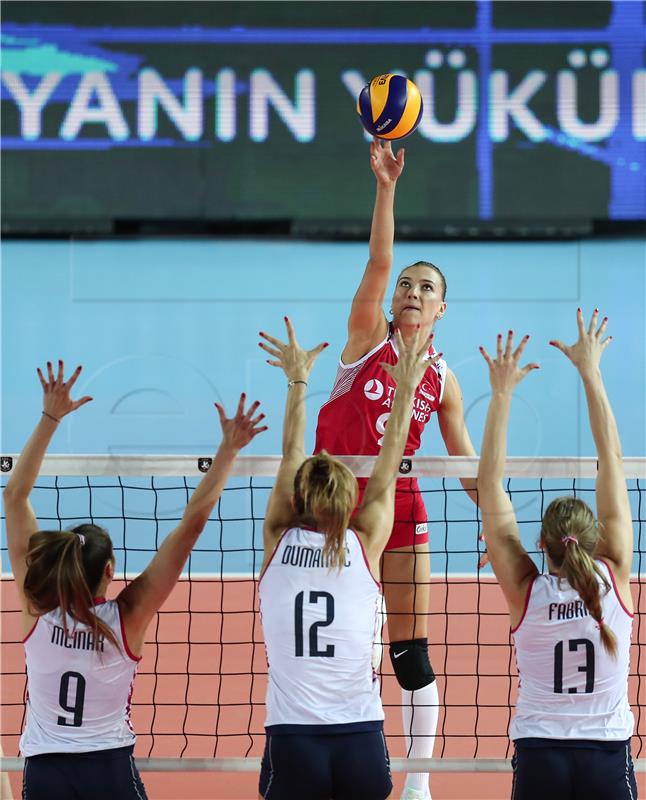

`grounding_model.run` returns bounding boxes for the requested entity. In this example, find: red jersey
[315,327,446,458]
